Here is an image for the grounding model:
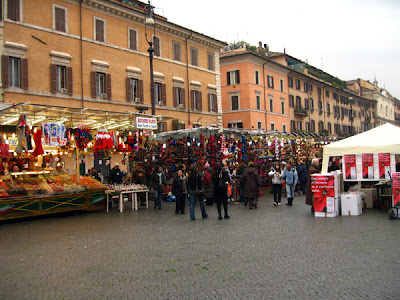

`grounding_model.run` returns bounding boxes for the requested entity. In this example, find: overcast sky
[152,0,400,98]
